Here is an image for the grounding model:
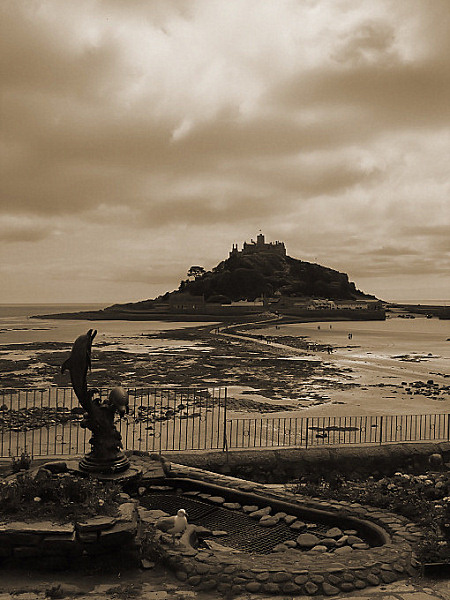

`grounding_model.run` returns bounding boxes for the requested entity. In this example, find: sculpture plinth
[79,453,130,474]
[61,329,130,475]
